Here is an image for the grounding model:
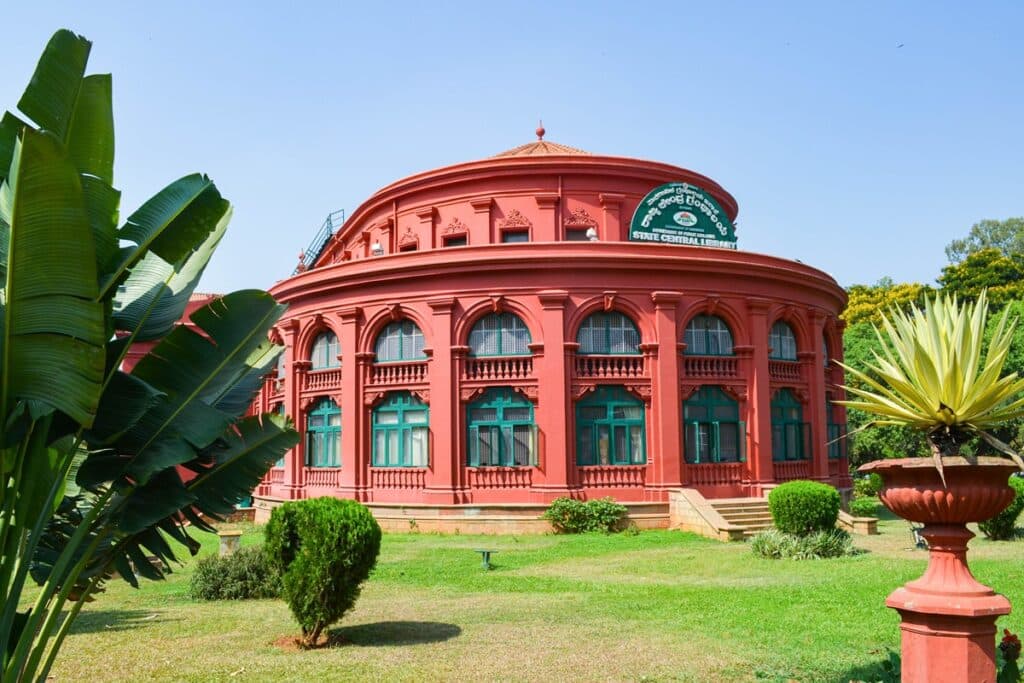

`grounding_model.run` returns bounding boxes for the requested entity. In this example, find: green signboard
[629,182,737,249]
